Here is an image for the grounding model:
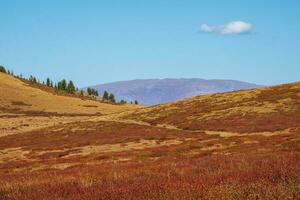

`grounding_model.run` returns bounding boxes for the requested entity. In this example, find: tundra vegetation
[0,65,137,105]
[0,66,299,199]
